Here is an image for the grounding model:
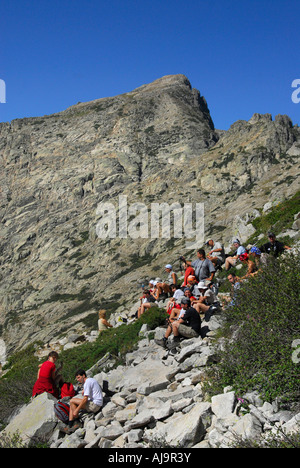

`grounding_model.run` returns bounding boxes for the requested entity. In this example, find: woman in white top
[98,309,113,333]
